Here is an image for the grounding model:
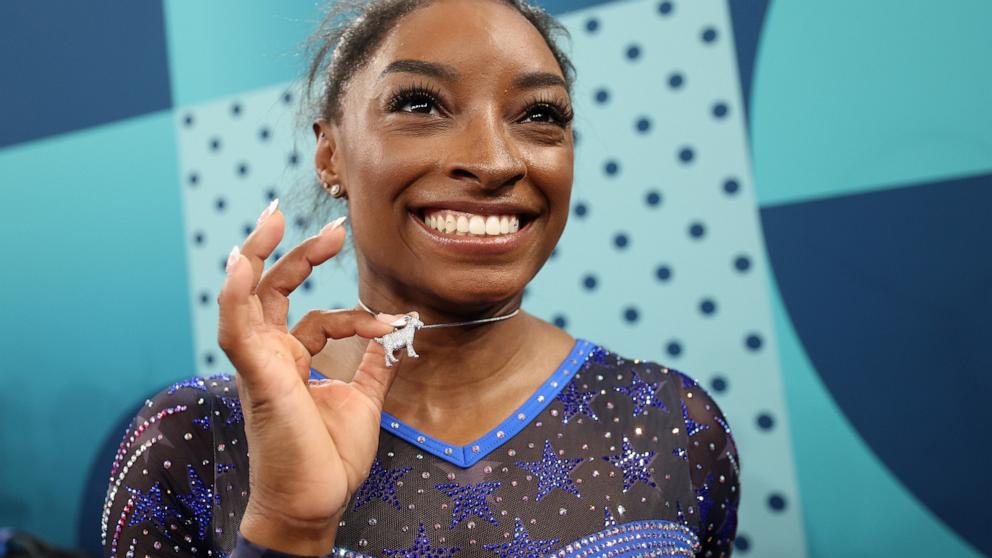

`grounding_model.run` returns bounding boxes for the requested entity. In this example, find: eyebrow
[379,59,567,90]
